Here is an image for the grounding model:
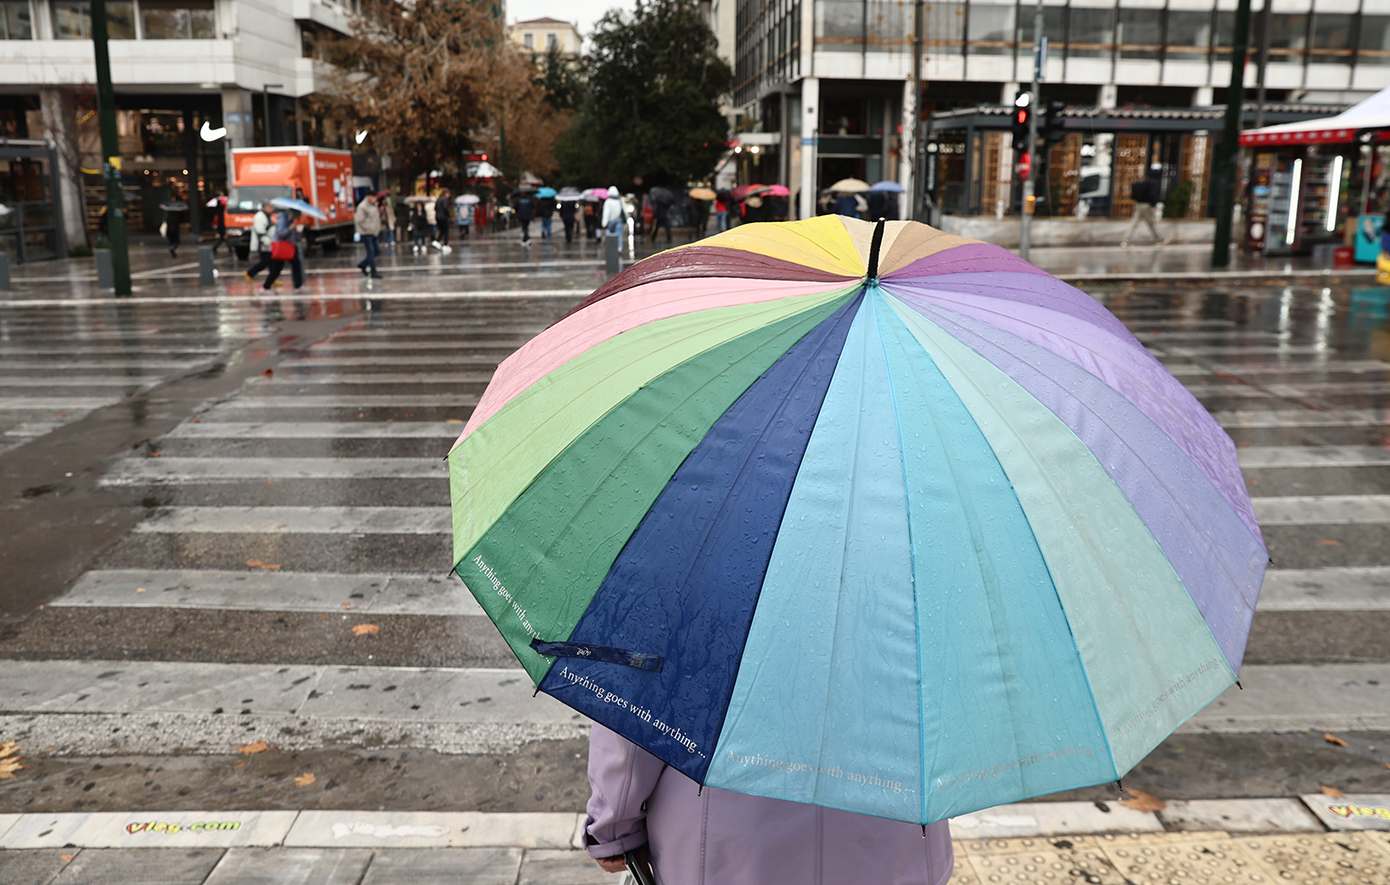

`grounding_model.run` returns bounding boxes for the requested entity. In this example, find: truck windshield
[227,186,291,213]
